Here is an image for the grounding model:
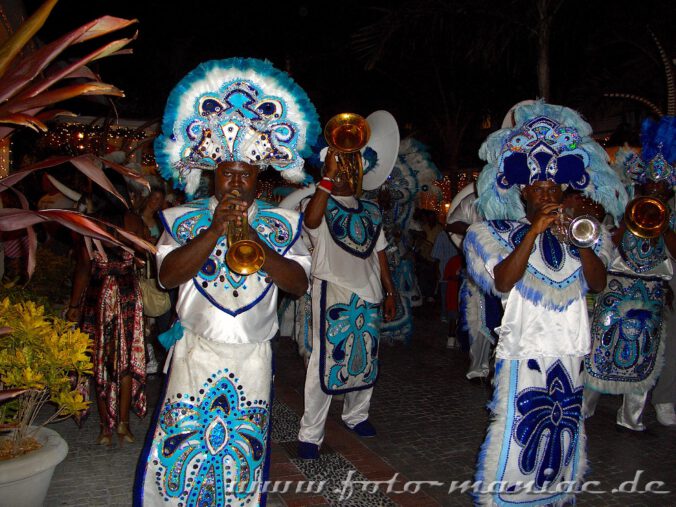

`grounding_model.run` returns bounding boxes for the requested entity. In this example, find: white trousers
[583,389,649,431]
[298,285,372,446]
